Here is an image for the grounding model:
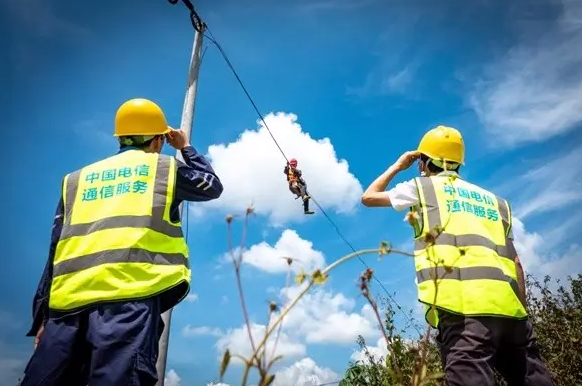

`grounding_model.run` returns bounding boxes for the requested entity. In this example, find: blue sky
[1,0,581,385]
